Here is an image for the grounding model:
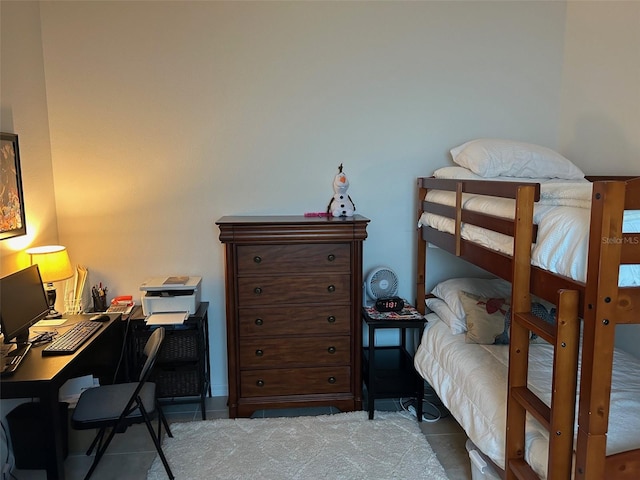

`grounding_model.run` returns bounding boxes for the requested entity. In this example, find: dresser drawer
[237,244,350,275]
[238,305,351,337]
[237,274,351,306]
[240,366,351,397]
[239,336,350,368]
